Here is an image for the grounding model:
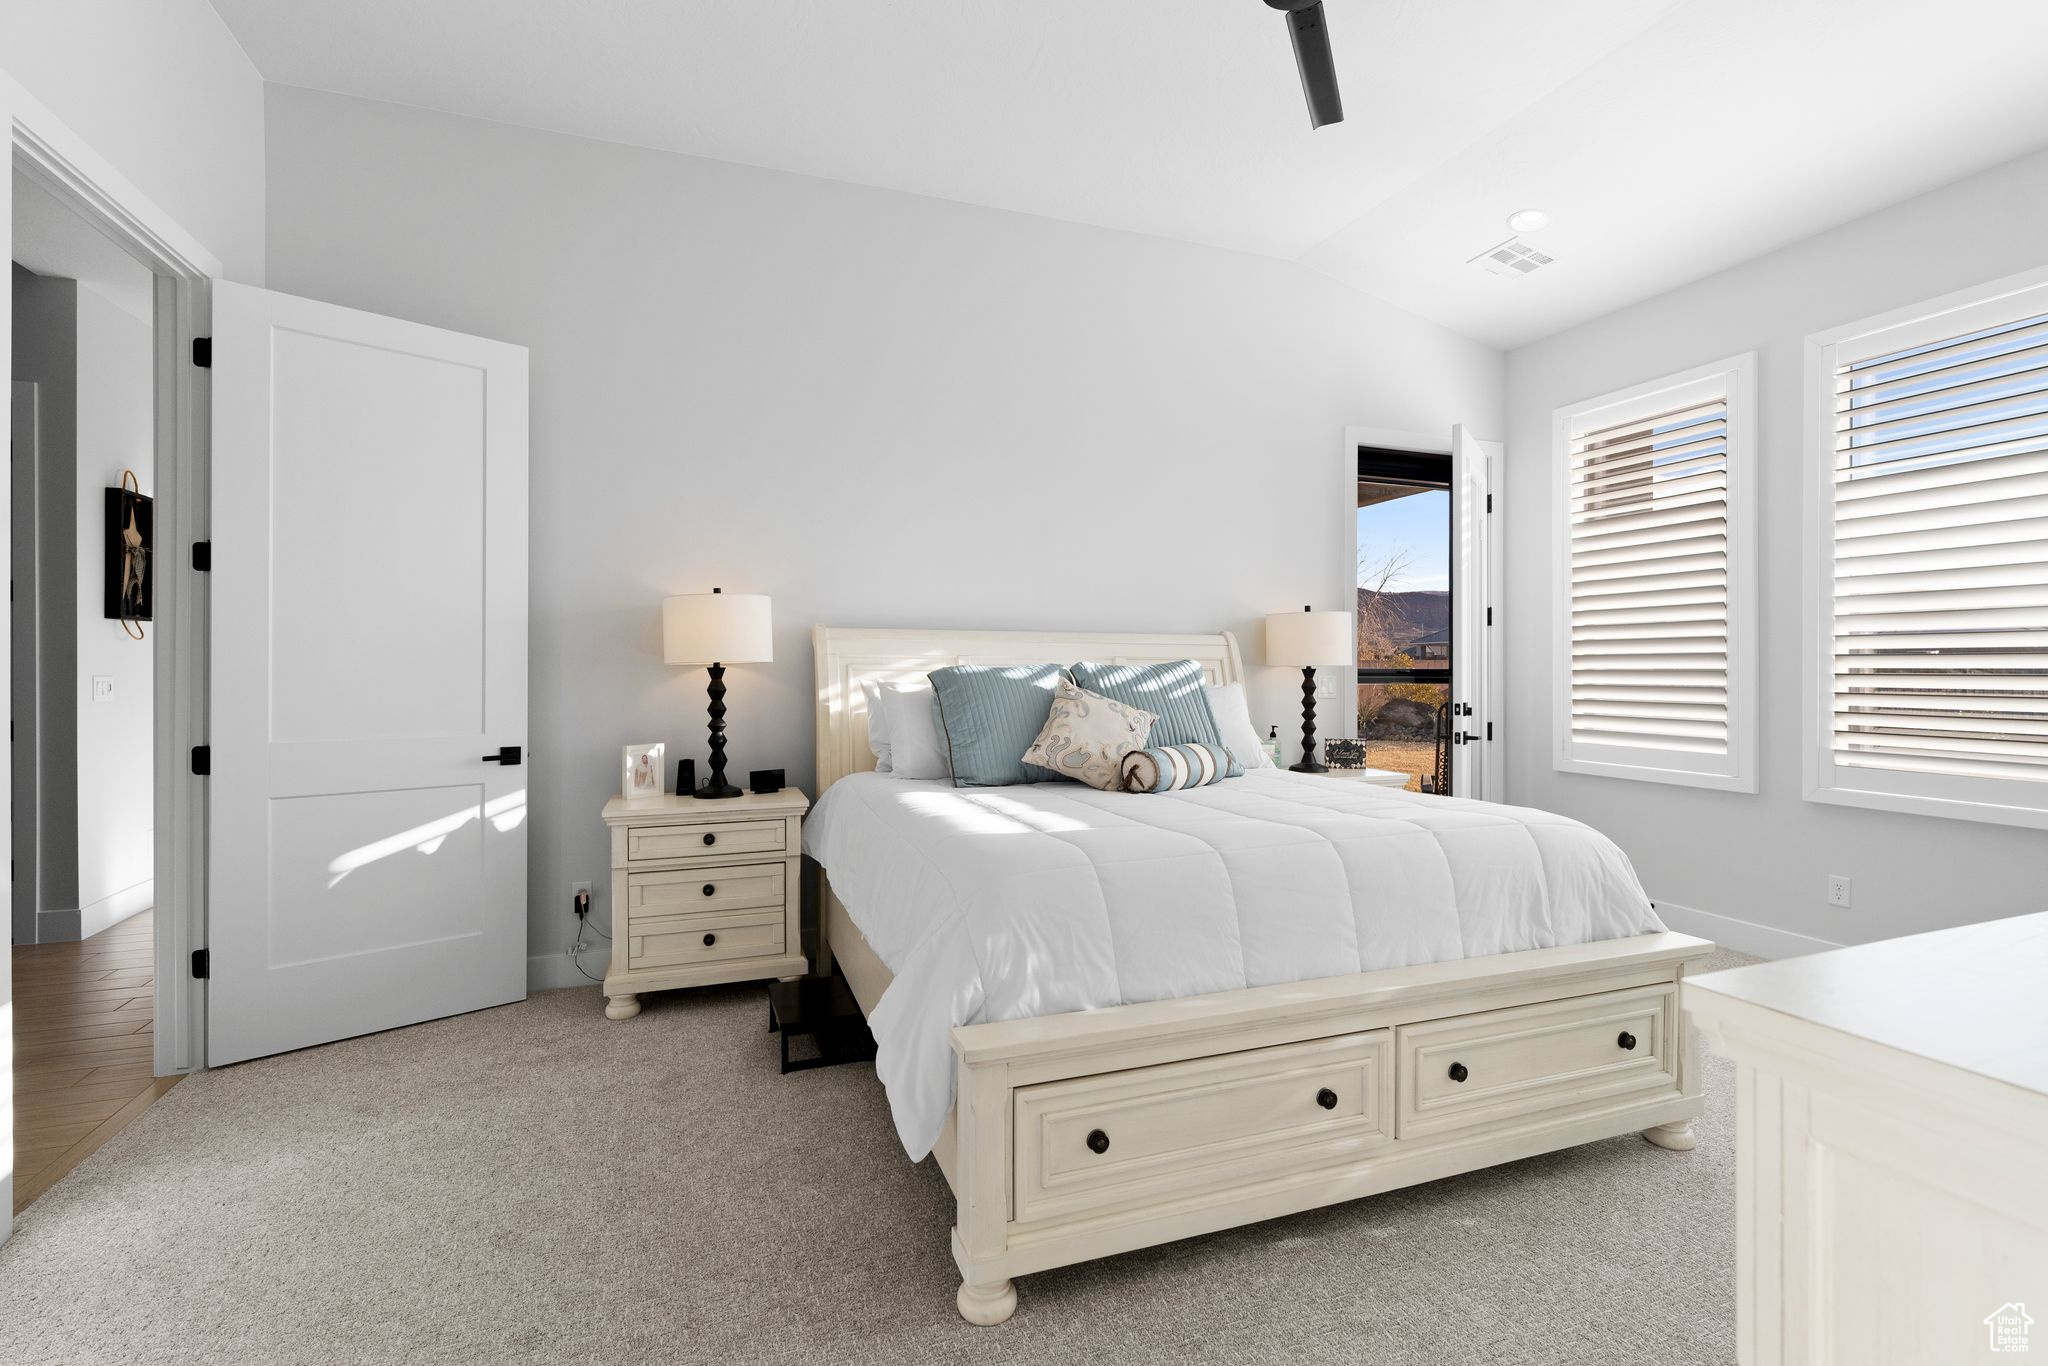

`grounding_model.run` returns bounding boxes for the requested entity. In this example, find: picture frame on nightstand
[622,742,666,799]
